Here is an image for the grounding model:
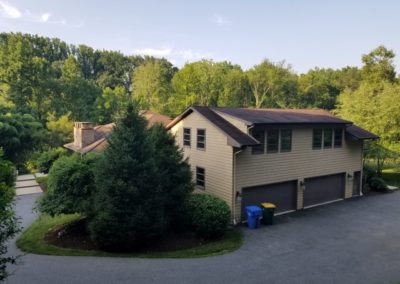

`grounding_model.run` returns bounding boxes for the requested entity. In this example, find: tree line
[0,32,399,168]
